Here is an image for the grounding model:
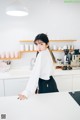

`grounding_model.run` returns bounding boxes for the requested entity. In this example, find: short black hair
[34,33,49,44]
